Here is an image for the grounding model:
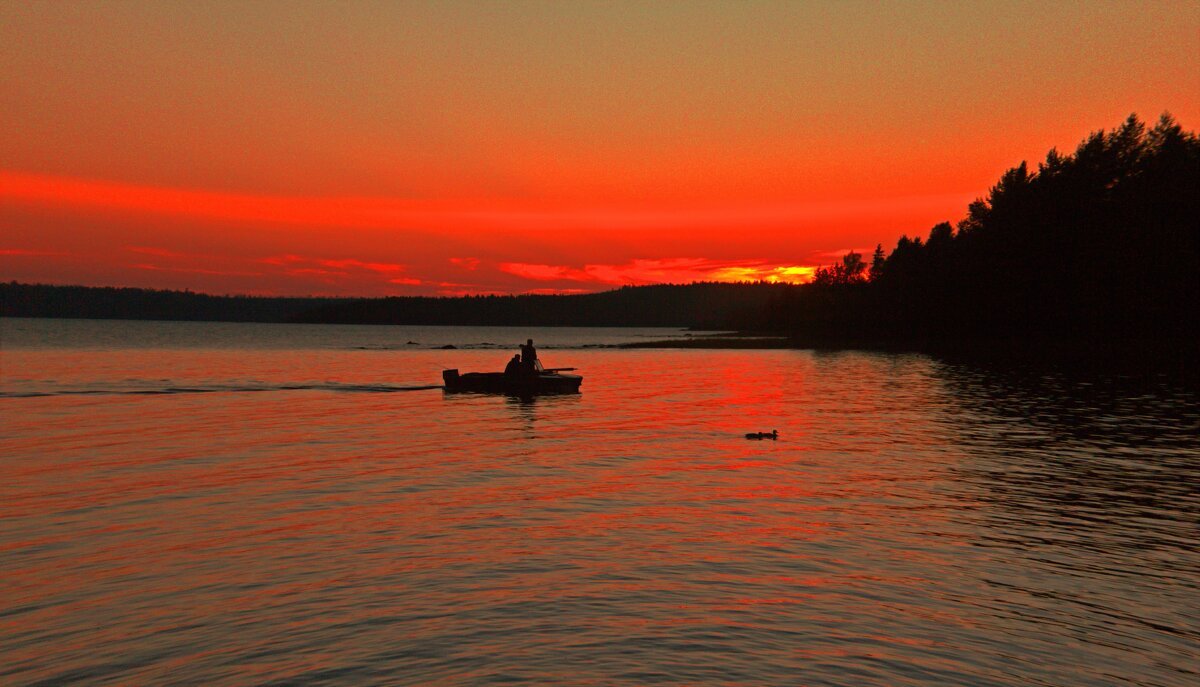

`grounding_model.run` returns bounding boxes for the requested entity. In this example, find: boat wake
[1,383,445,399]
